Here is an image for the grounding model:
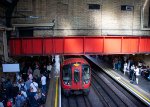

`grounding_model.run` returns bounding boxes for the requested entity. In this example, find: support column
[3,31,9,62]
